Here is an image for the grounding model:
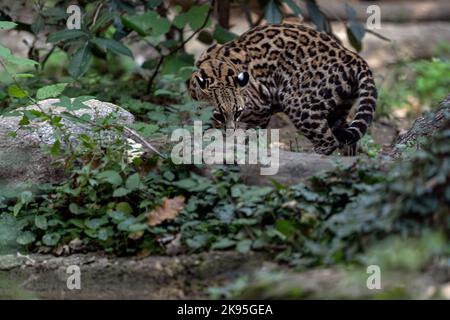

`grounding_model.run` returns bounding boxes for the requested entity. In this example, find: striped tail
[335,67,378,145]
